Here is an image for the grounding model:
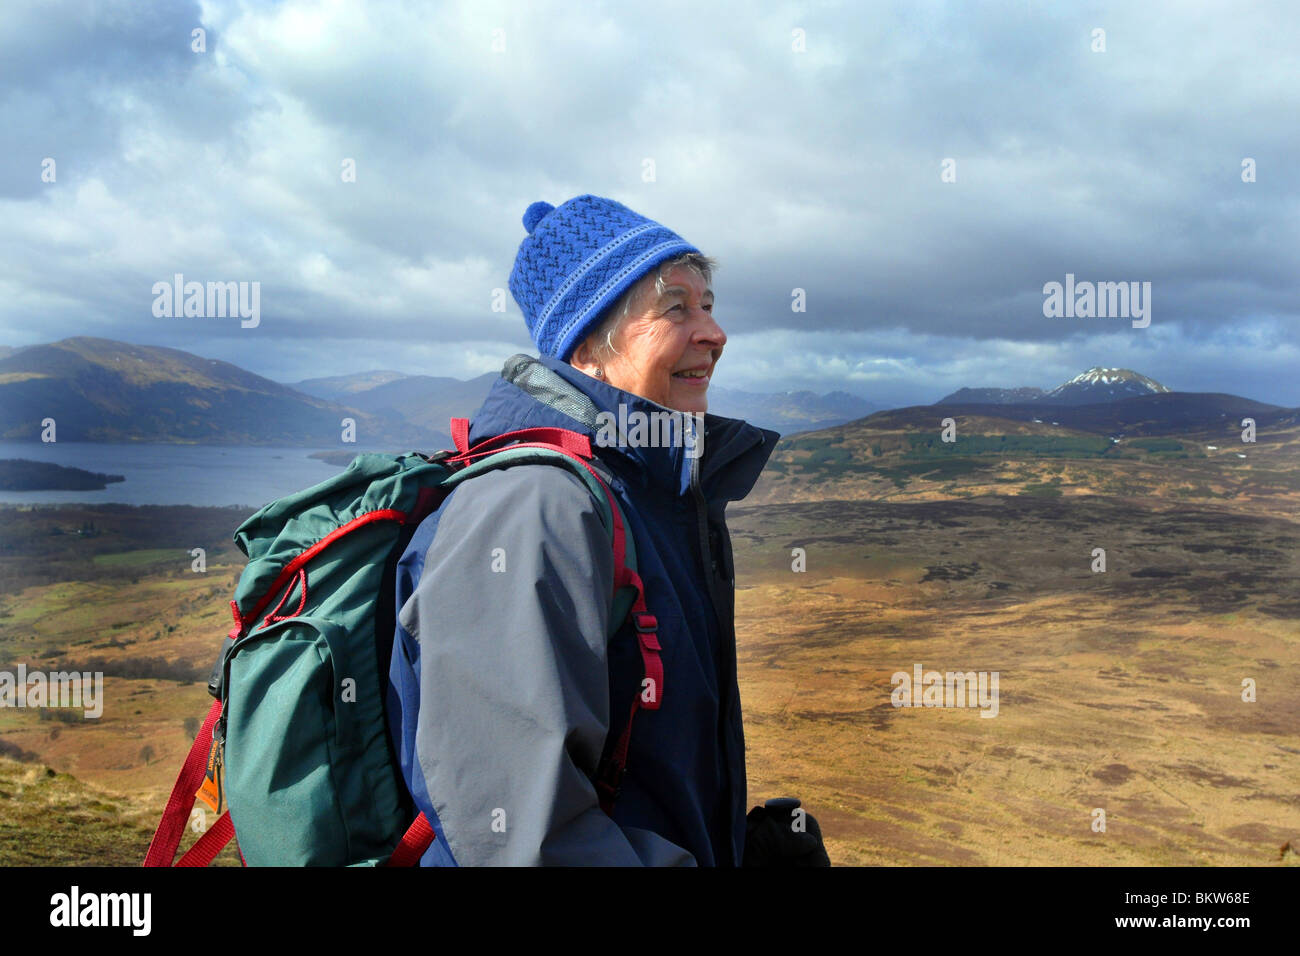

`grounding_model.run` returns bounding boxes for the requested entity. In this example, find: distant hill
[293,371,496,440]
[0,337,423,446]
[707,386,882,435]
[938,386,1046,405]
[946,390,1289,434]
[0,337,878,449]
[926,391,1292,437]
[292,370,881,438]
[290,370,410,402]
[938,367,1171,407]
[0,459,125,490]
[750,388,1300,507]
